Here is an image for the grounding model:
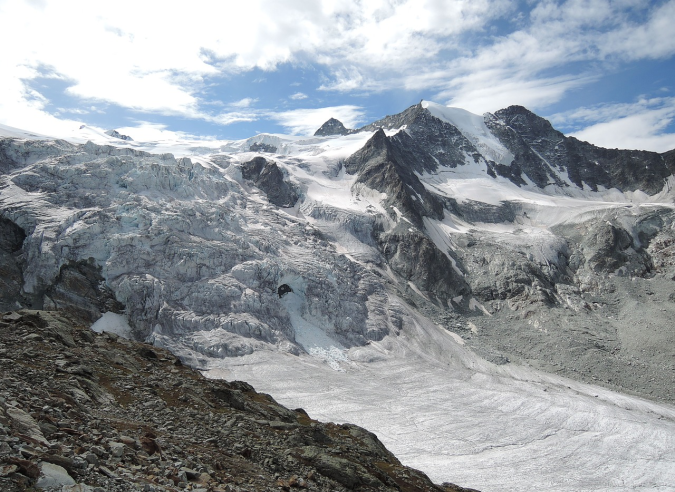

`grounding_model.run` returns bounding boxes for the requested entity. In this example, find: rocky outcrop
[241,156,299,207]
[249,142,277,153]
[379,230,470,306]
[0,218,26,311]
[42,259,125,324]
[104,130,134,141]
[343,129,442,228]
[0,309,476,492]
